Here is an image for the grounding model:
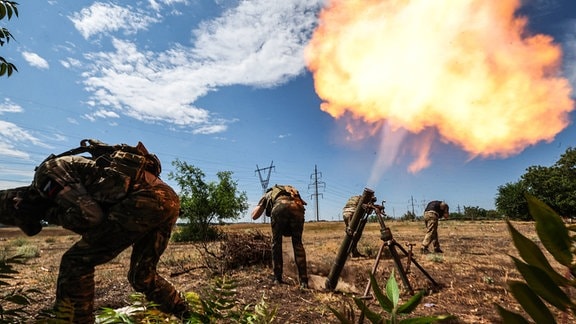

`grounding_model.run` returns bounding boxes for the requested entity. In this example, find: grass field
[1,219,573,323]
